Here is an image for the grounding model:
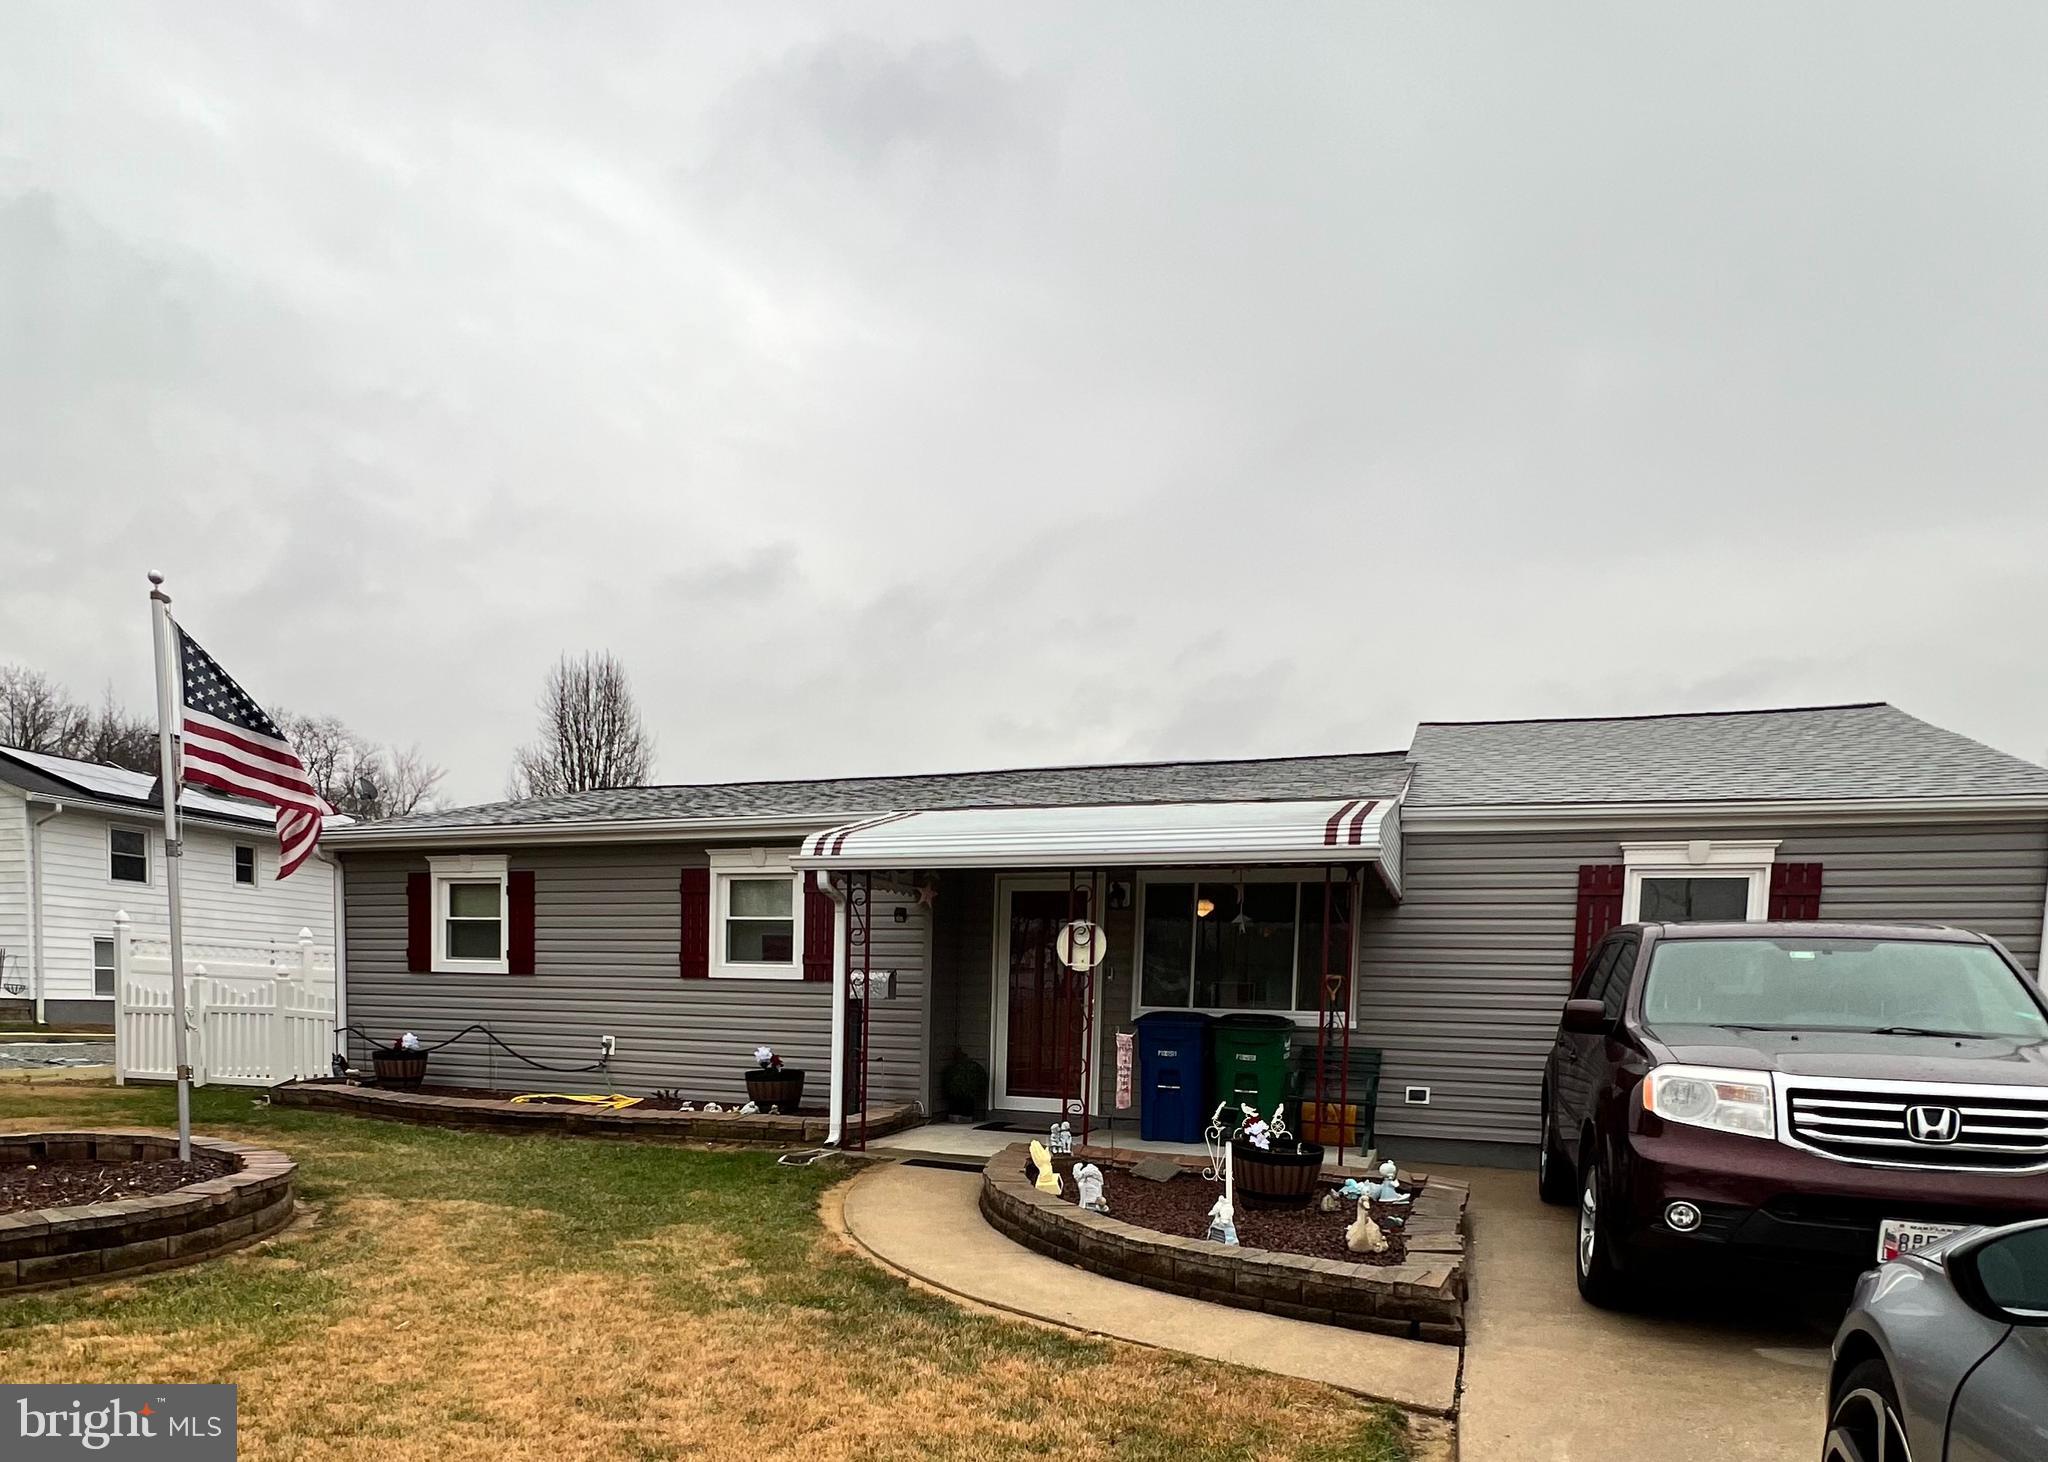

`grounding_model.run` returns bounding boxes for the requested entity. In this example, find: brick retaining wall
[978,1143,1466,1343]
[0,1132,296,1295]
[275,1080,920,1146]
